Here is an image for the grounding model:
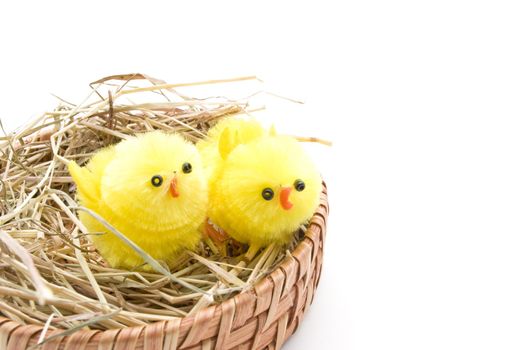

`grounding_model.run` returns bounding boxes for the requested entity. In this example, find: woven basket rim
[0,183,328,349]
